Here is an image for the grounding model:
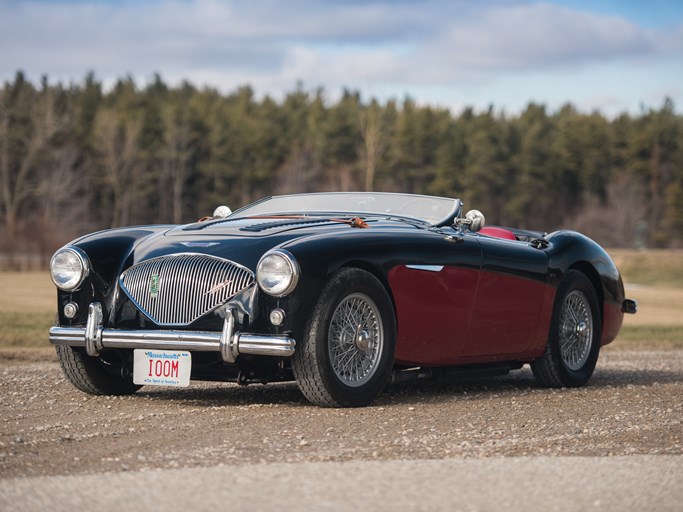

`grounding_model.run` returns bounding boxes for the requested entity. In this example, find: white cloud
[0,0,681,113]
[430,3,652,70]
